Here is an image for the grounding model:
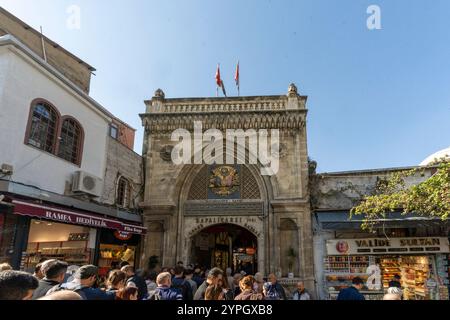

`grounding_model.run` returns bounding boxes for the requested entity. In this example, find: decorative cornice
[141,110,307,134]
